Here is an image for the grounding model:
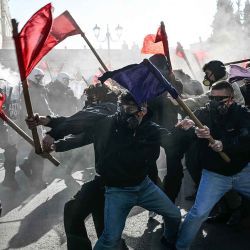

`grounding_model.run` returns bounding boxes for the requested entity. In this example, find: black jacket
[192,103,250,176]
[47,111,173,187]
[49,102,117,152]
